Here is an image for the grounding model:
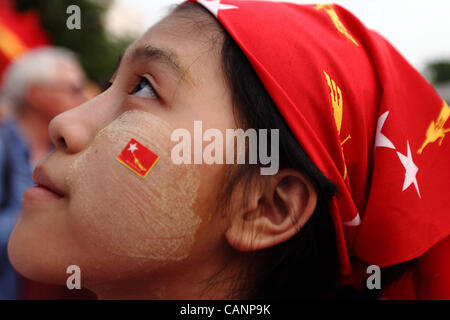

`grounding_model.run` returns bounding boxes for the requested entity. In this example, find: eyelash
[103,75,159,101]
[104,81,113,91]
